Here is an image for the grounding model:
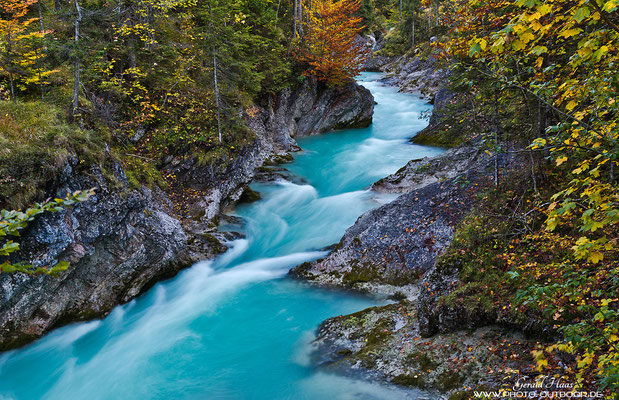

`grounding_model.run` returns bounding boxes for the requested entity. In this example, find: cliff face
[250,77,375,144]
[0,78,374,351]
[165,78,375,239]
[0,160,191,350]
